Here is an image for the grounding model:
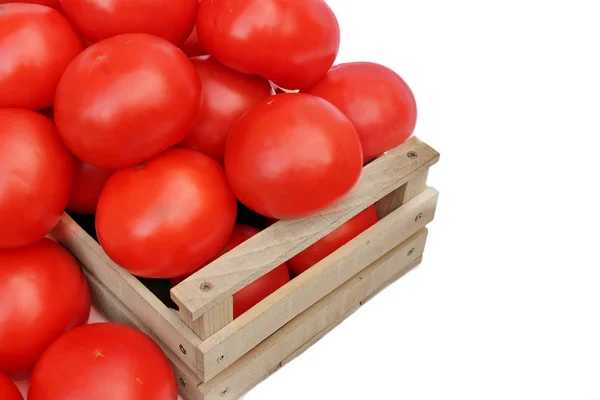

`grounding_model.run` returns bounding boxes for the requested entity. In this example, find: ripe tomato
[97,149,237,278]
[28,323,177,400]
[0,3,82,110]
[288,206,378,276]
[0,110,74,249]
[0,0,59,9]
[67,159,114,215]
[0,239,91,379]
[178,57,273,163]
[306,62,418,161]
[197,0,340,89]
[181,26,207,57]
[225,93,363,219]
[59,0,197,45]
[0,374,23,400]
[55,34,202,169]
